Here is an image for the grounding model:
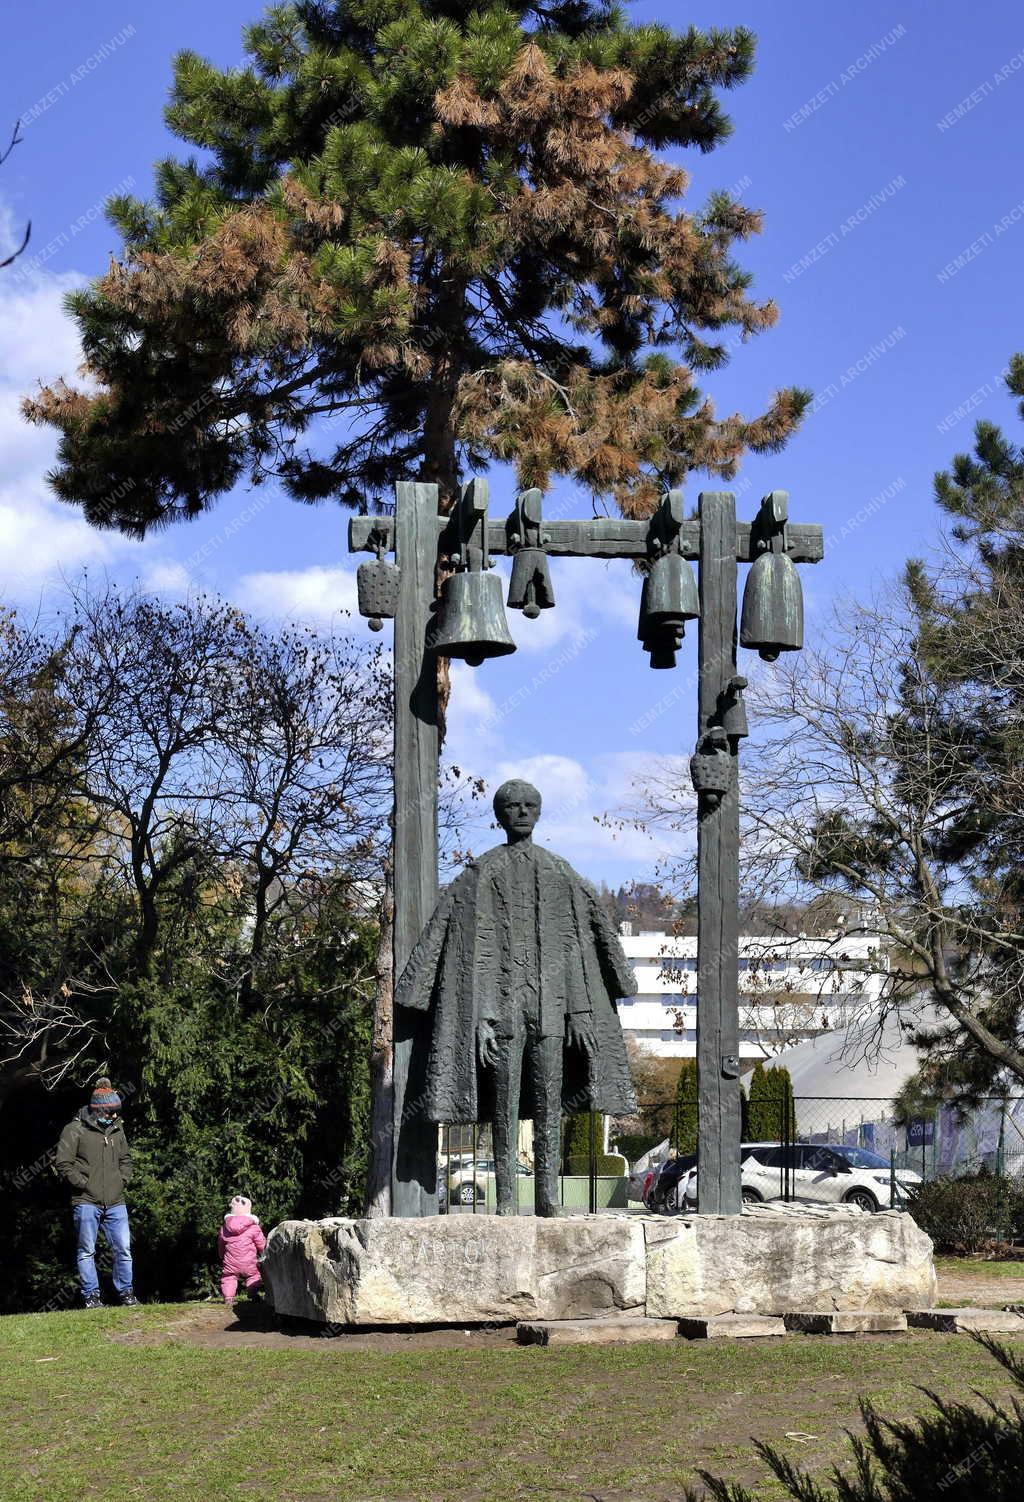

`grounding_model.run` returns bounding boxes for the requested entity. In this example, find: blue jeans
[73,1203,133,1296]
